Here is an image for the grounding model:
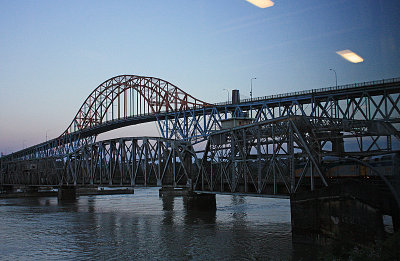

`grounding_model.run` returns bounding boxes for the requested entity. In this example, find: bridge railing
[214,77,400,106]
